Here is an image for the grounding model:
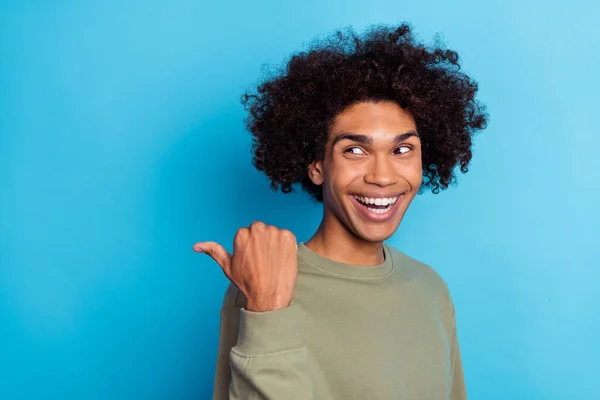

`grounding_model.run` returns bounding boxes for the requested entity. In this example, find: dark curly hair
[241,23,488,202]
